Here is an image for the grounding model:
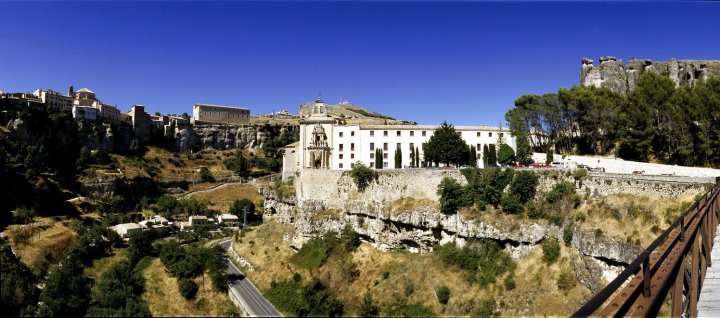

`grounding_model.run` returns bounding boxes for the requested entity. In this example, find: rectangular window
[370,143,375,151]
[370,153,375,159]
[409,143,414,150]
[477,132,481,137]
[383,162,388,168]
[383,153,388,159]
[383,143,388,151]
[339,163,344,169]
[351,143,355,151]
[396,143,401,149]
[370,131,375,136]
[339,132,343,138]
[351,154,355,159]
[339,144,344,151]
[396,131,401,136]
[477,143,481,151]
[410,131,415,137]
[422,131,427,137]
[500,133,504,137]
[489,132,493,137]
[351,131,355,137]
[339,154,344,159]
[384,131,388,137]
